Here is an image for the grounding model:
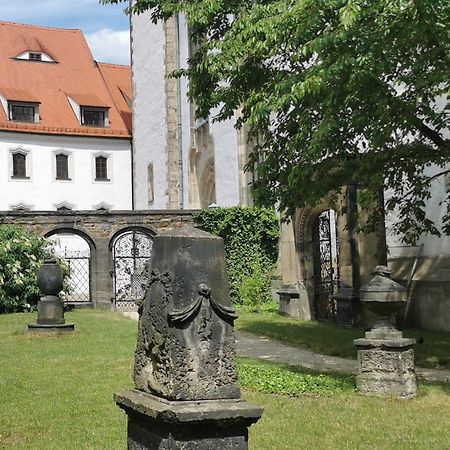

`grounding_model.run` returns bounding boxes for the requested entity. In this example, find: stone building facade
[130,13,252,210]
